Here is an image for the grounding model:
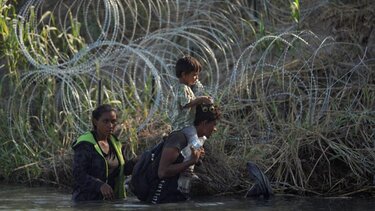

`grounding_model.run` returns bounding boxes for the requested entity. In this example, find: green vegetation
[0,0,374,197]
[290,0,300,24]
